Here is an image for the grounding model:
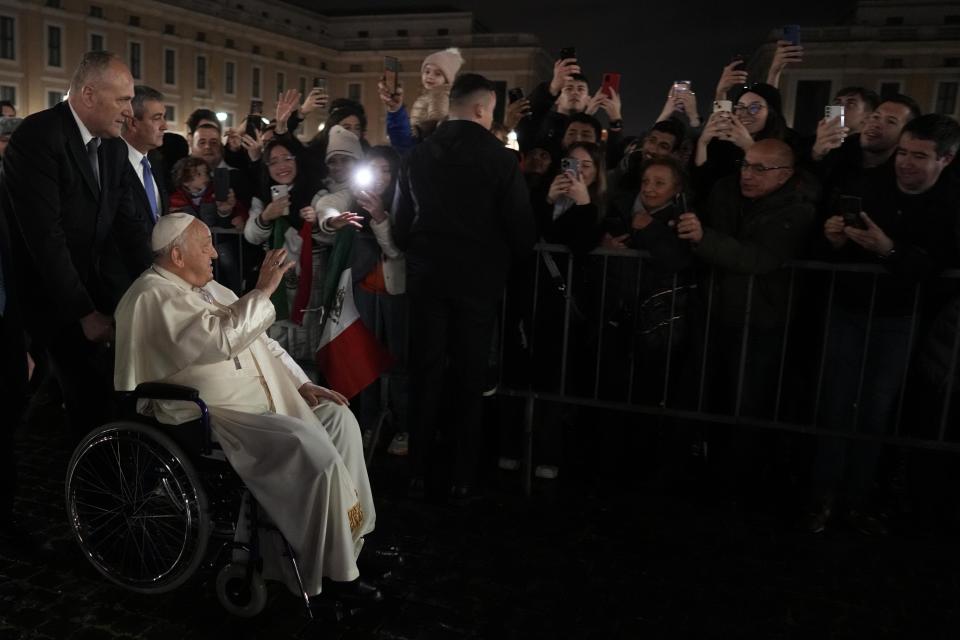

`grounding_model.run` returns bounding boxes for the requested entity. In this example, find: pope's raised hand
[255,248,295,297]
